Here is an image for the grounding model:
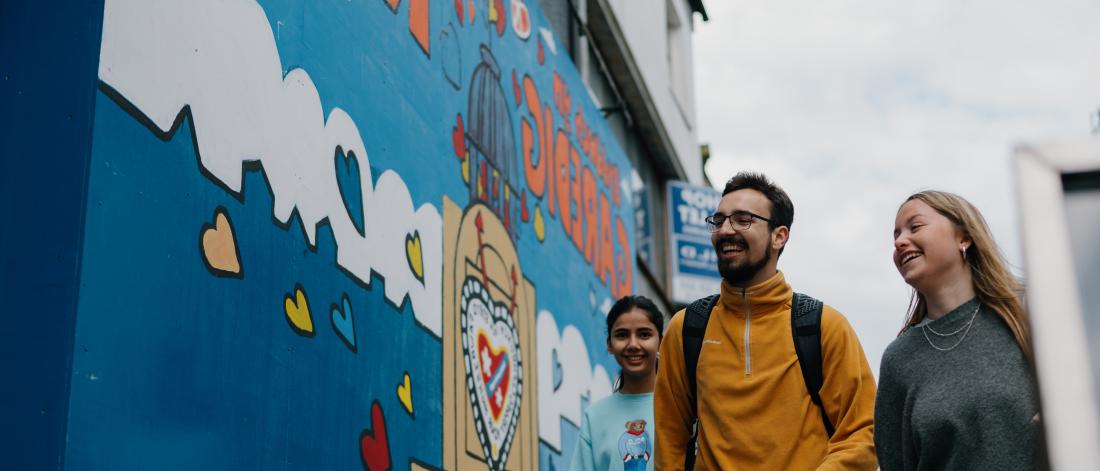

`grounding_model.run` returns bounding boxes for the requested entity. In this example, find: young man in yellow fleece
[655,172,877,470]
